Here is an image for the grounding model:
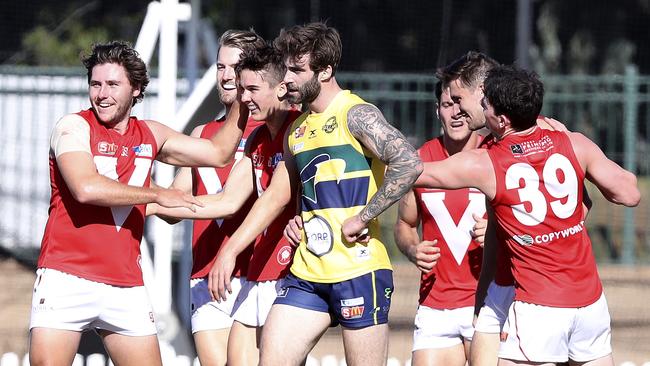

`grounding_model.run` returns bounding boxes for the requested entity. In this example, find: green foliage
[22,24,109,66]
